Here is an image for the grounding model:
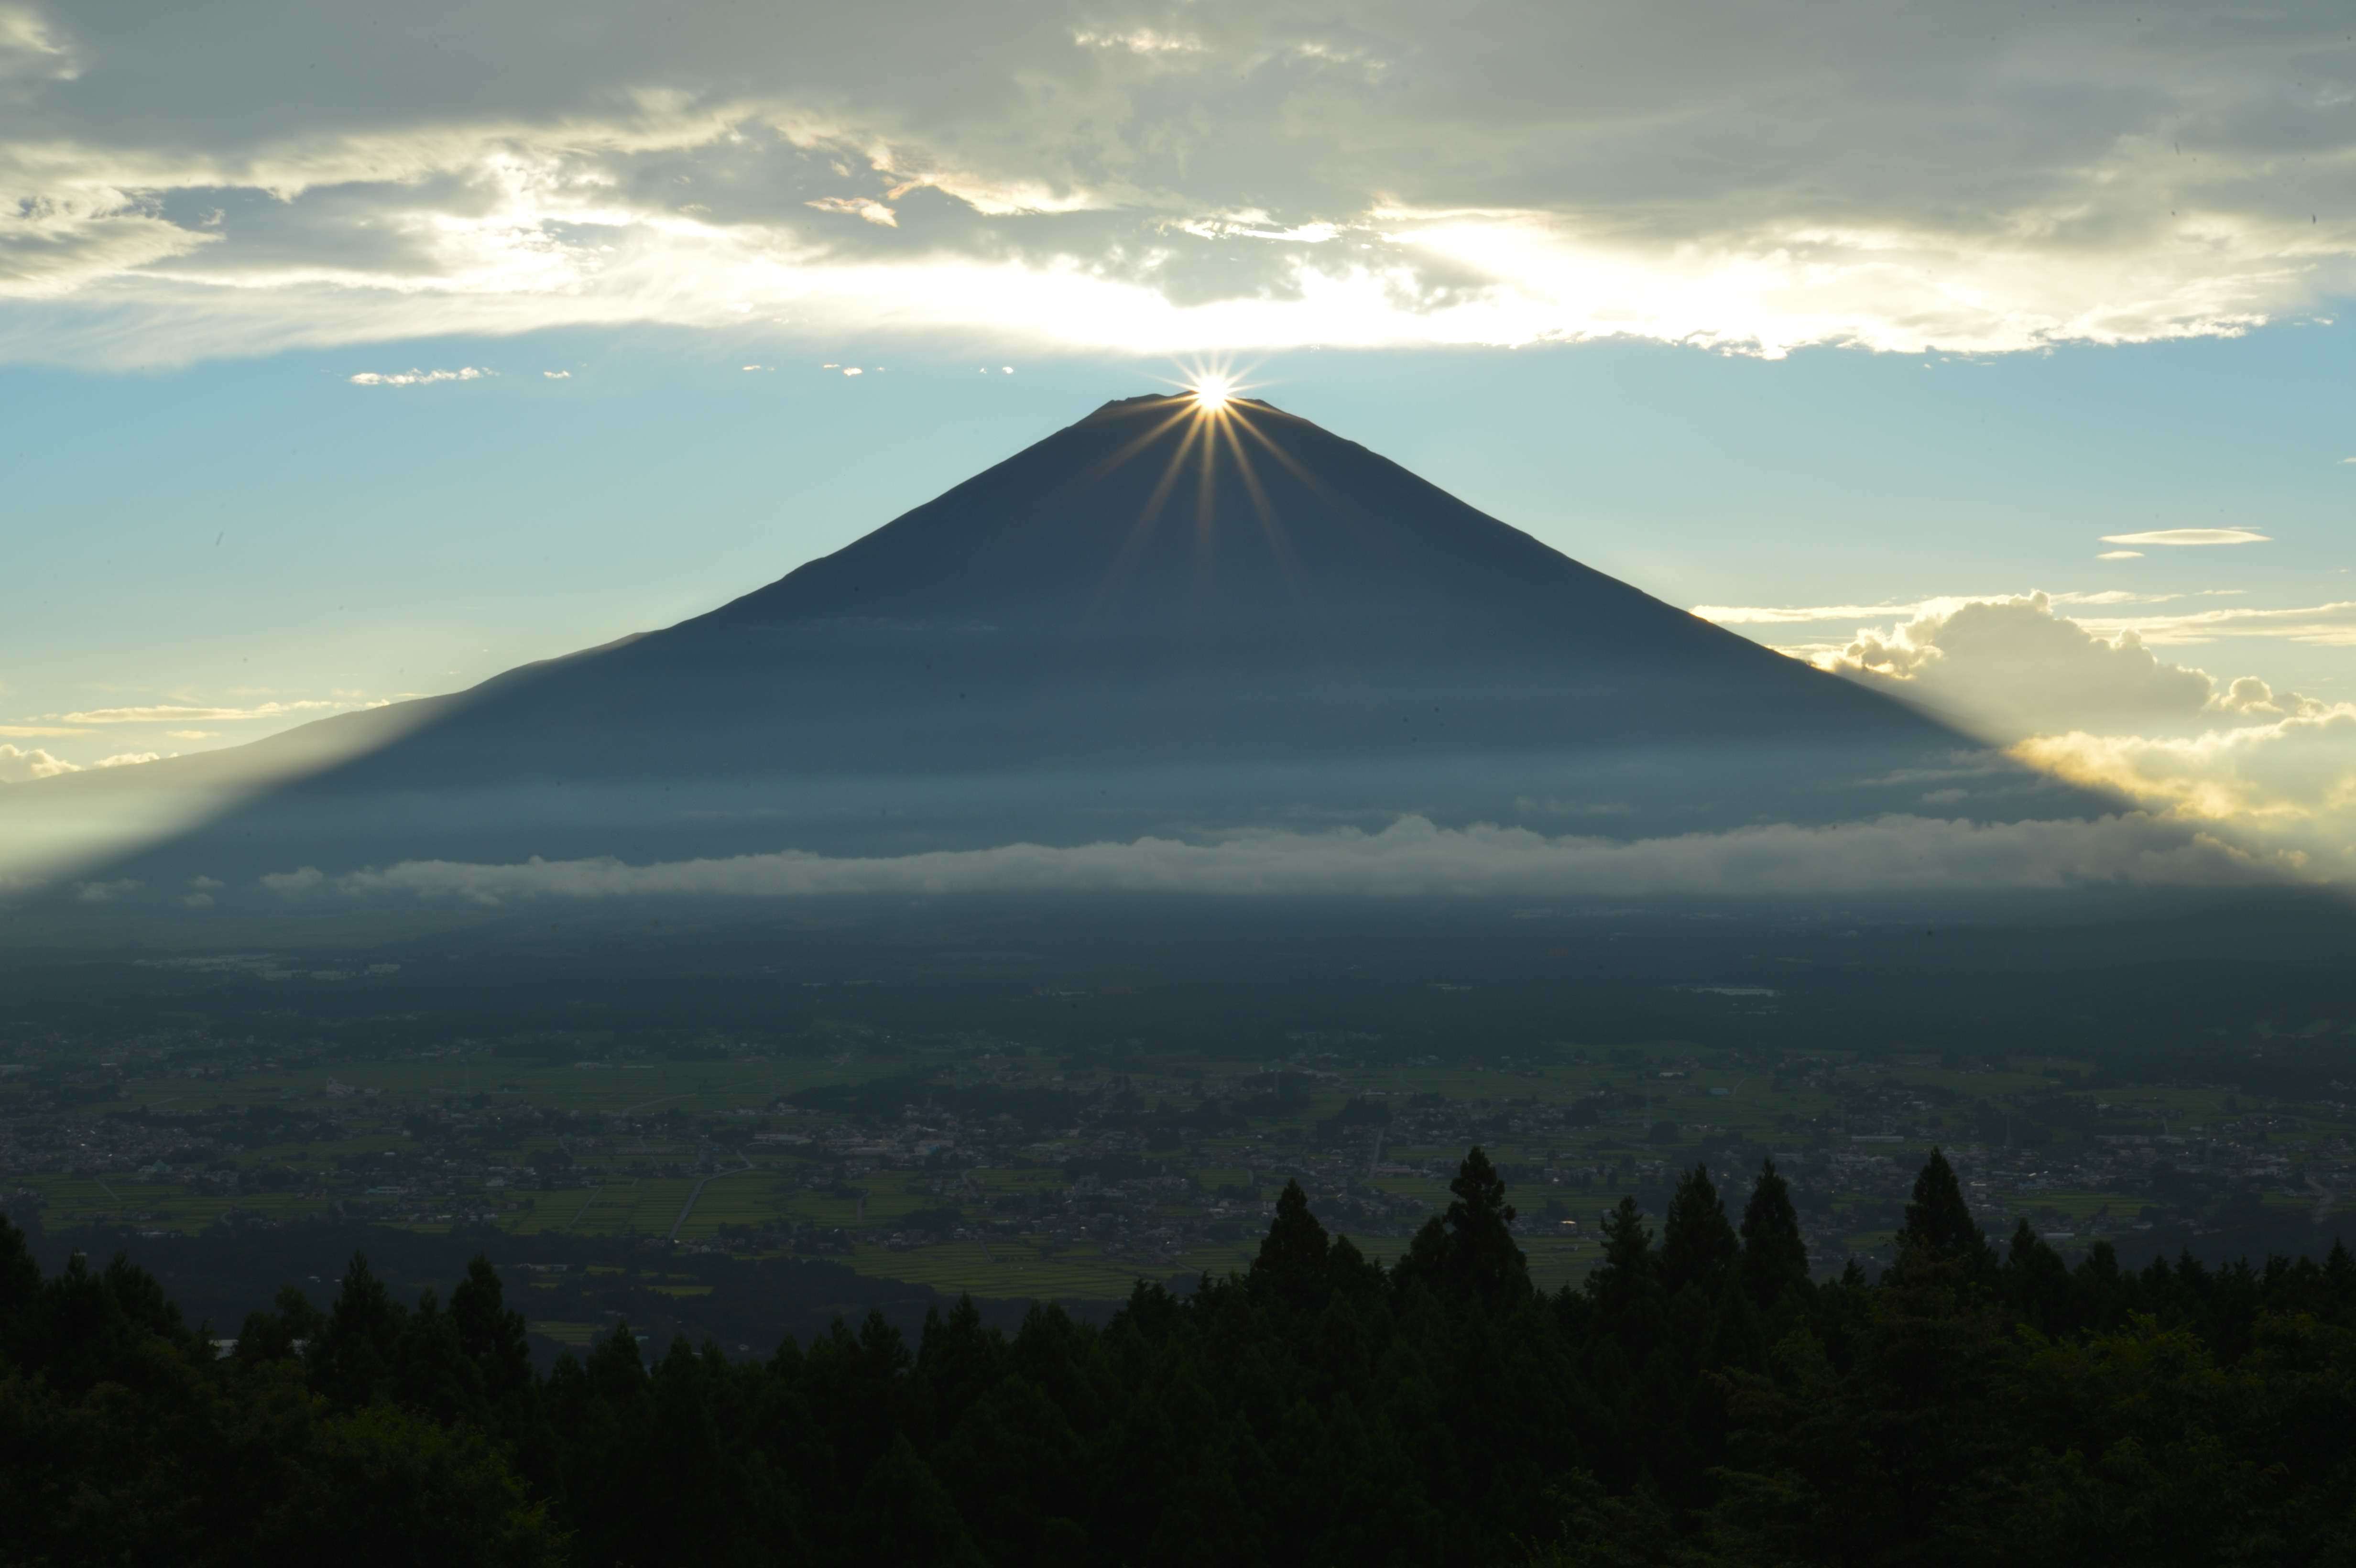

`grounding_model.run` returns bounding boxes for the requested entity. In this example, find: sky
[4,0,2354,884]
